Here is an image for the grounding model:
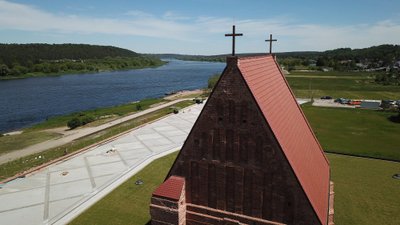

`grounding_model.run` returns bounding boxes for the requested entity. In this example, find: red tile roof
[238,55,330,225]
[152,176,185,201]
